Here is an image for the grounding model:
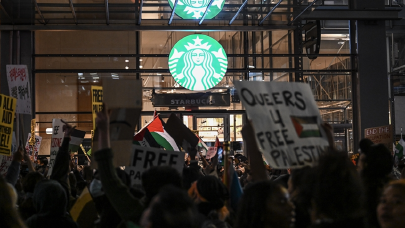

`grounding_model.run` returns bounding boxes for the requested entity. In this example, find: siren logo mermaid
[169,35,228,91]
[168,0,224,19]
